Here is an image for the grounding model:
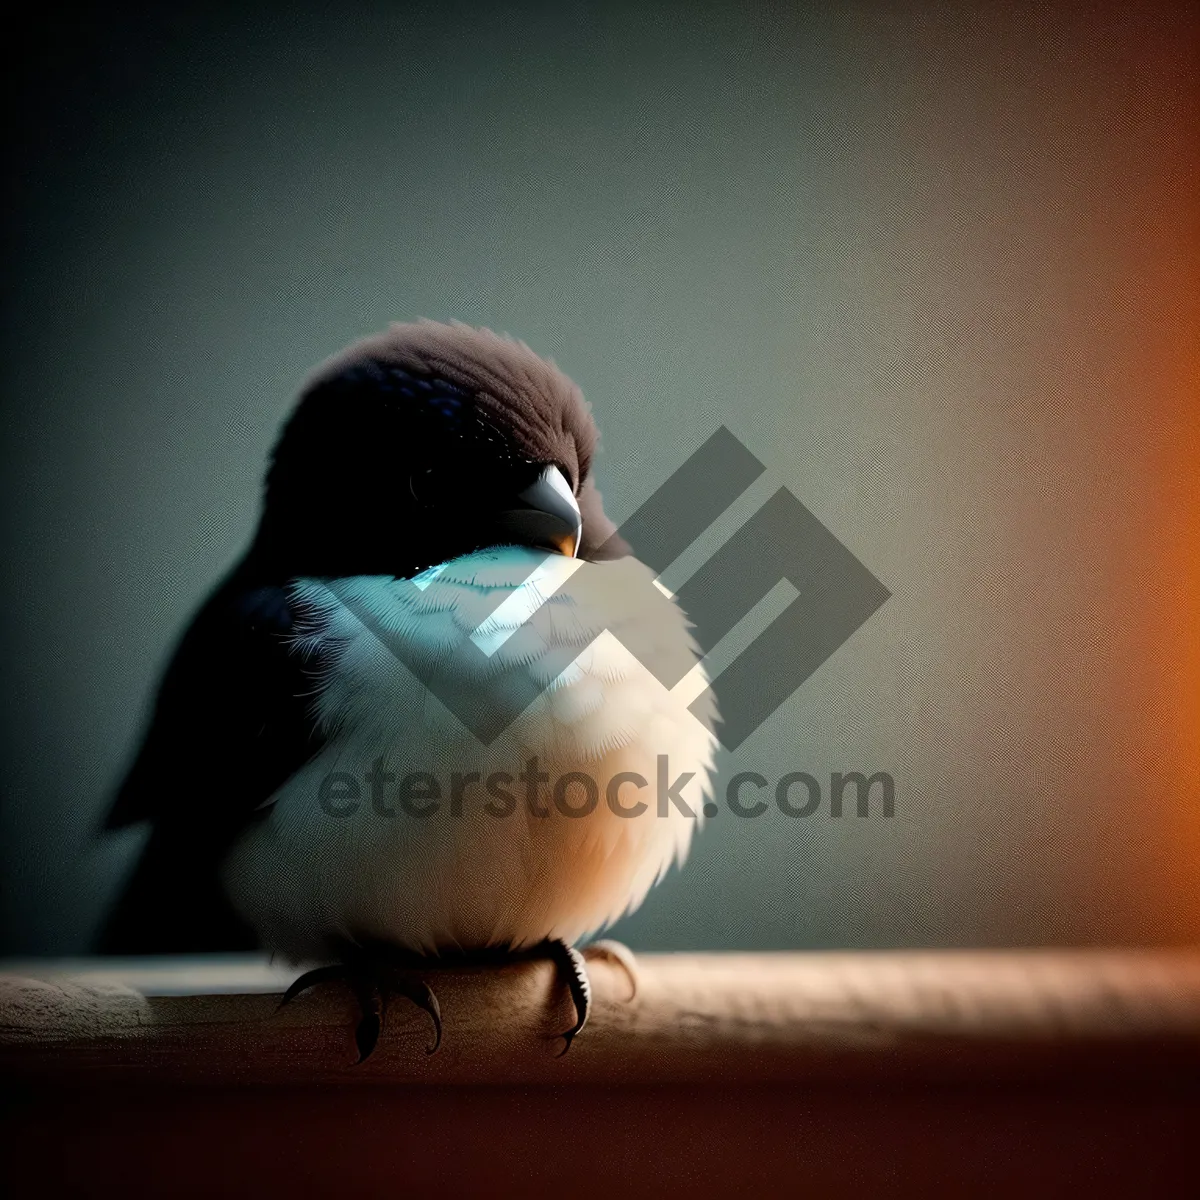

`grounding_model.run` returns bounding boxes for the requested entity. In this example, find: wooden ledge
[4,949,1200,1088]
